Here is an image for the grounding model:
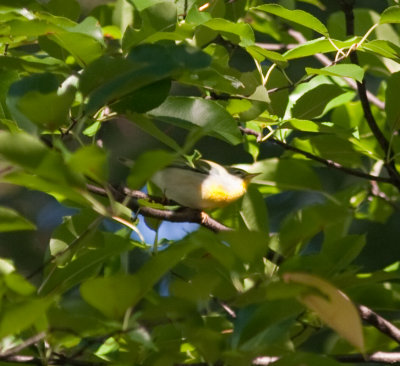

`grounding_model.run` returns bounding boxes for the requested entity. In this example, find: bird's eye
[228,167,247,177]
